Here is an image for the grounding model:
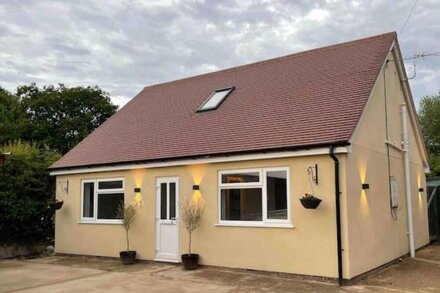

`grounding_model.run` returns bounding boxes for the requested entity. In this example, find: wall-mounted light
[134,187,141,193]
[192,185,200,190]
[418,187,424,192]
[362,183,370,190]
